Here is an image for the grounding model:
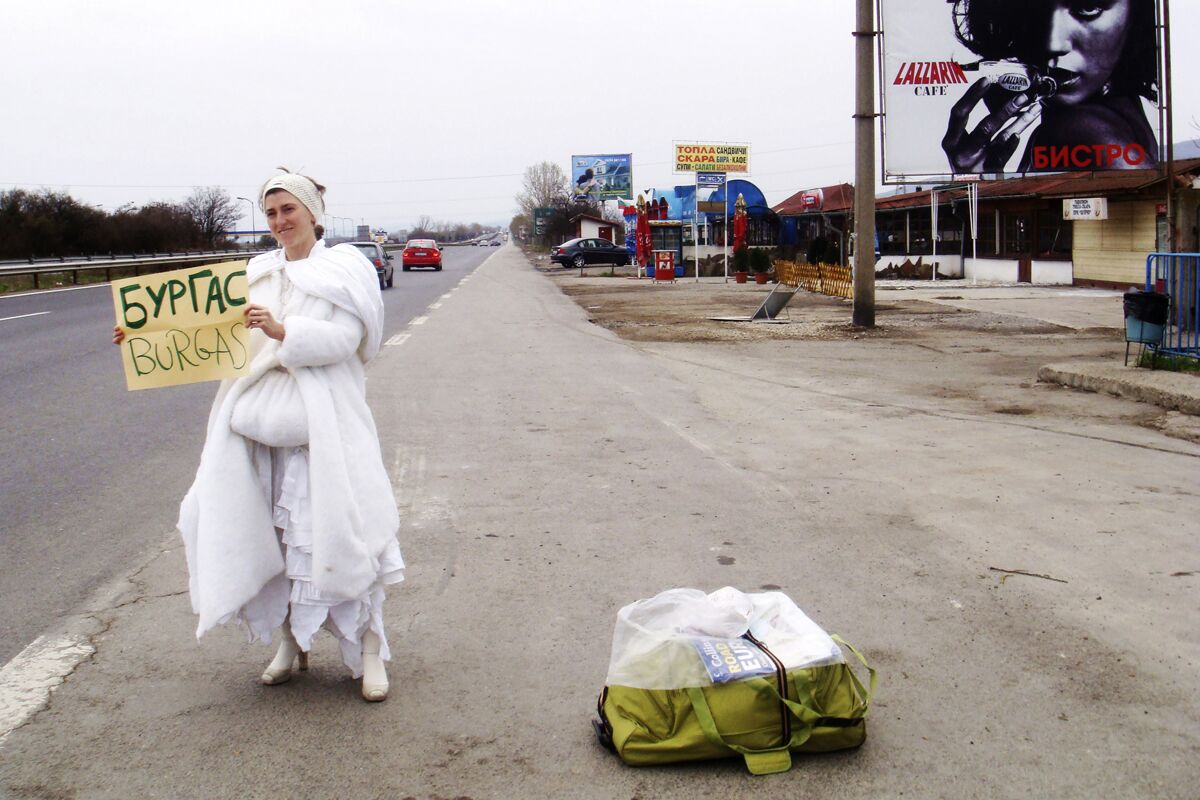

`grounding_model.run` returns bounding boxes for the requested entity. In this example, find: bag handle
[685,636,877,775]
[686,683,818,775]
[832,634,878,709]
